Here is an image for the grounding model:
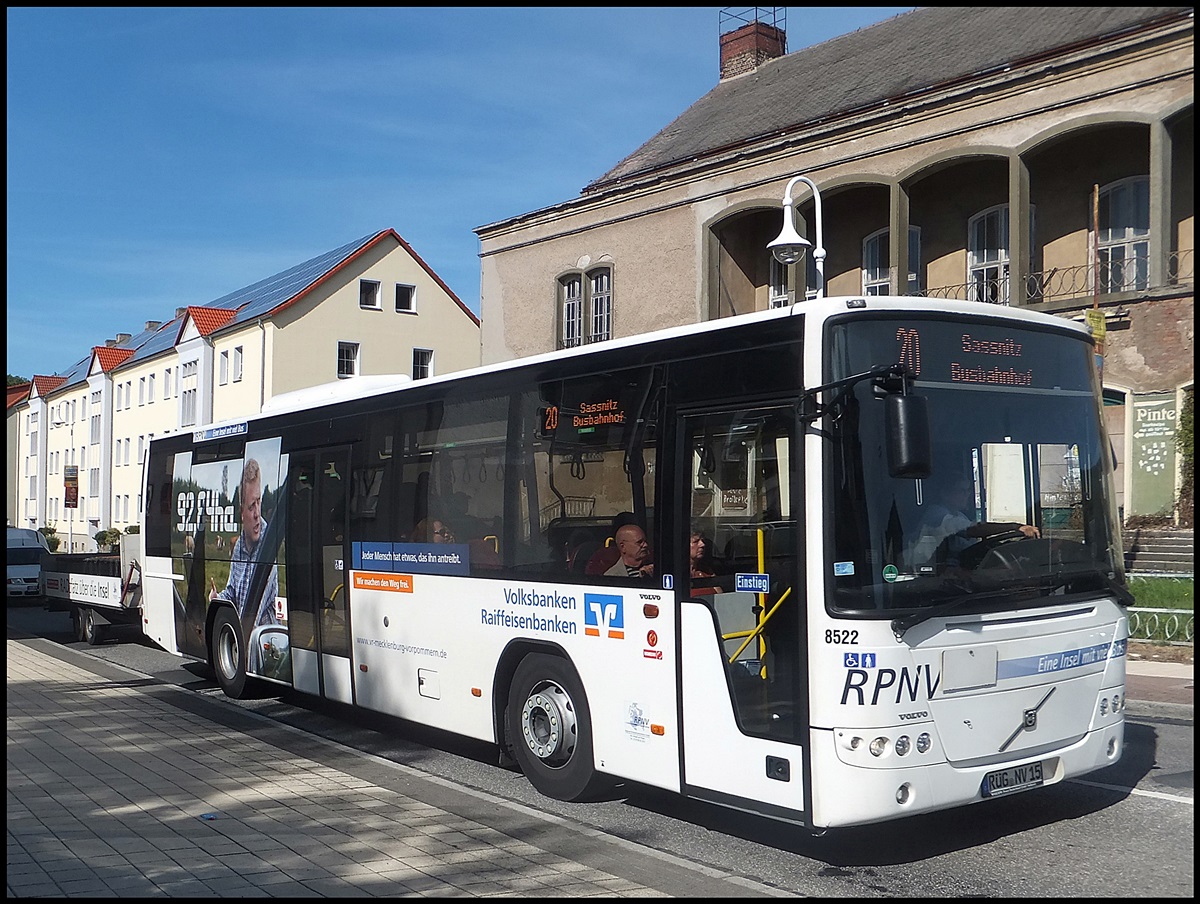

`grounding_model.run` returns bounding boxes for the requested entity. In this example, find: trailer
[43,533,142,645]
